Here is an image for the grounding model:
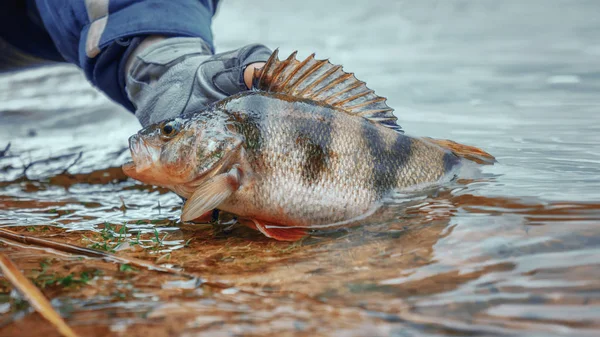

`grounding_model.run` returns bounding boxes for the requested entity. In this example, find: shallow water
[1,1,599,336]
